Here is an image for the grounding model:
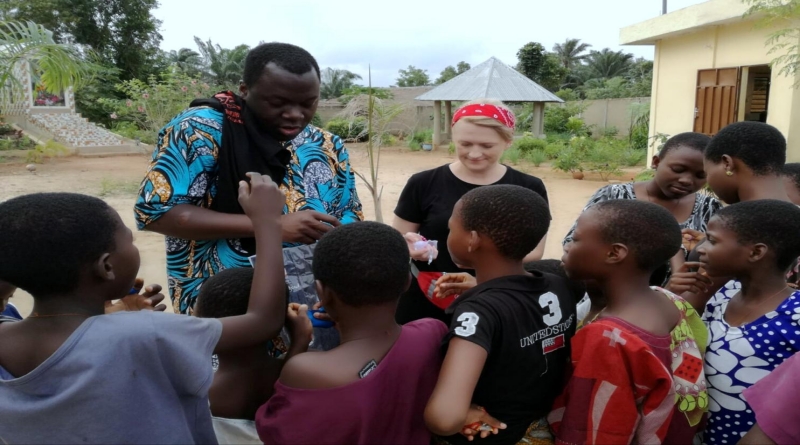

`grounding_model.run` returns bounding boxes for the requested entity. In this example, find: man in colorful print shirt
[135,42,363,313]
